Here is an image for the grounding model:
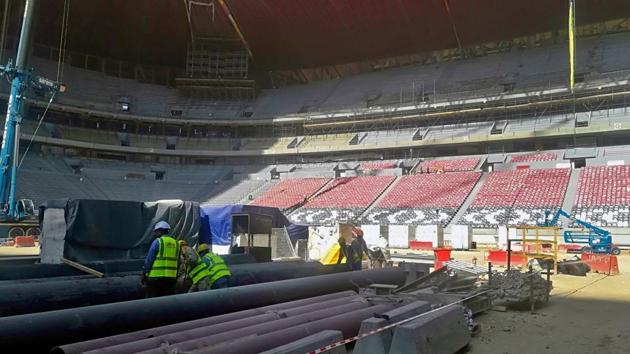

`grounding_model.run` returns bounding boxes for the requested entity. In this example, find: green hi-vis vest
[148,236,179,278]
[202,253,231,285]
[188,257,211,285]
